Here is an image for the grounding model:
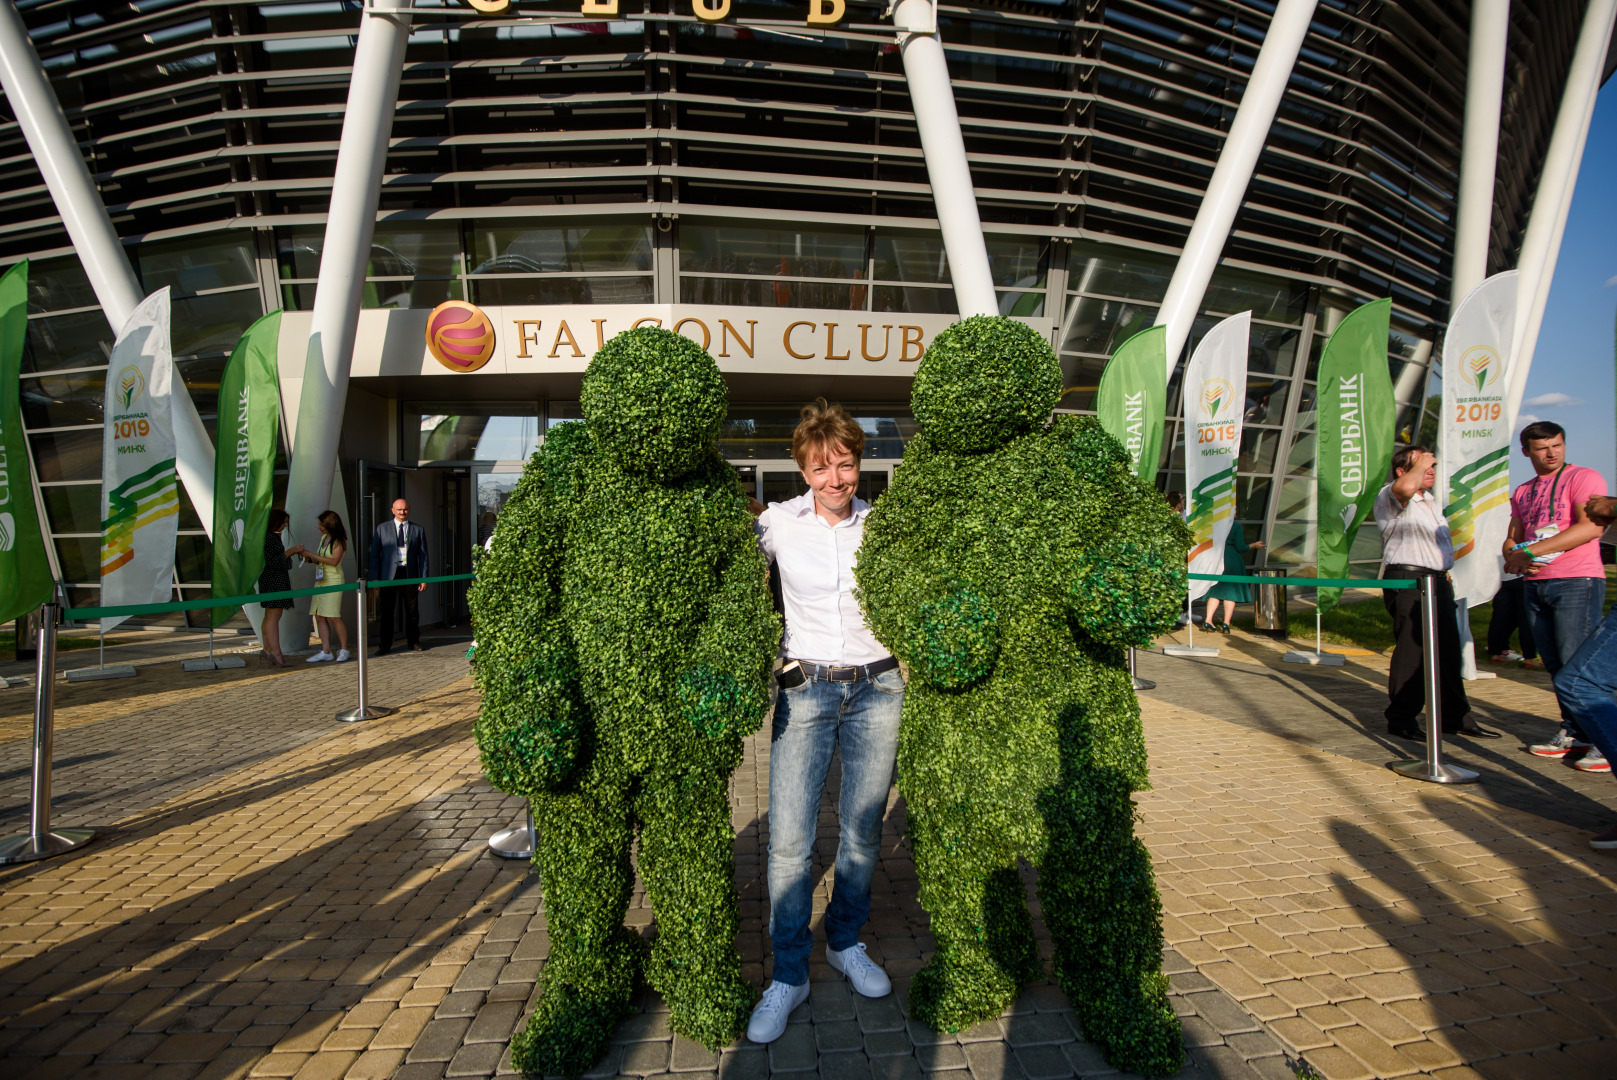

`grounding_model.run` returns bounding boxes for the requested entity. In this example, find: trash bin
[1252,568,1287,639]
